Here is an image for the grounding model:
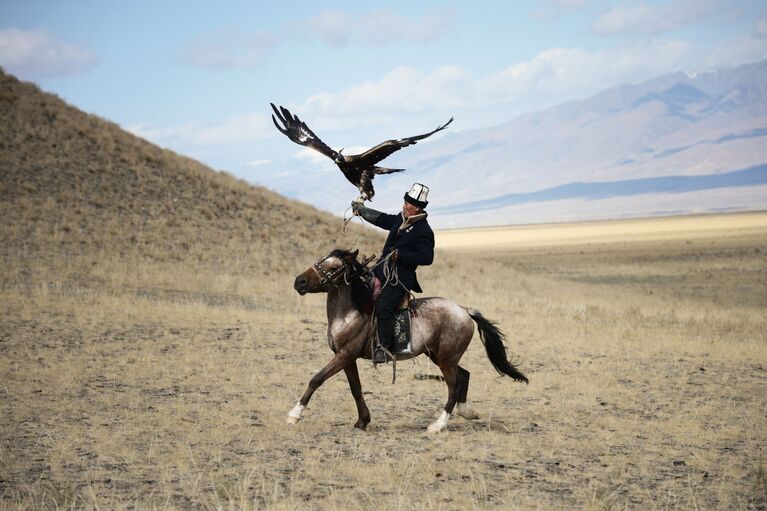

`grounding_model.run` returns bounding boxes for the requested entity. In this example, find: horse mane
[329,249,372,313]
